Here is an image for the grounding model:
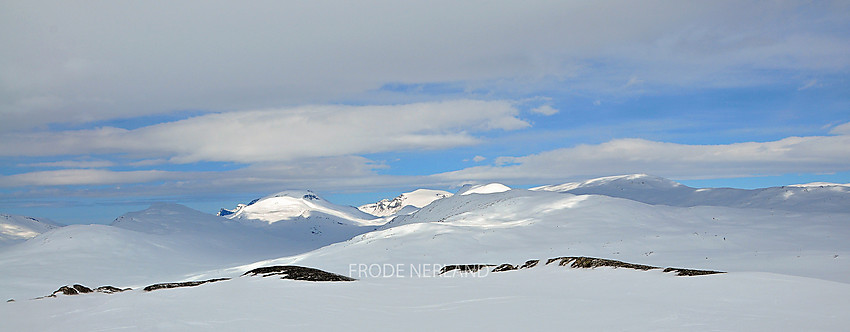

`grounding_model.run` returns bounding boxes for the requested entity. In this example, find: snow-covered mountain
[0,214,63,247]
[113,202,238,235]
[358,189,453,217]
[221,190,383,226]
[456,182,511,195]
[532,173,850,213]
